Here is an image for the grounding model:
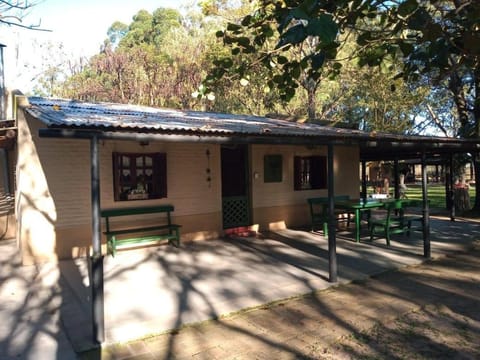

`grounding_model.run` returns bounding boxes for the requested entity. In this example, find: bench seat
[308,195,354,235]
[101,205,181,256]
